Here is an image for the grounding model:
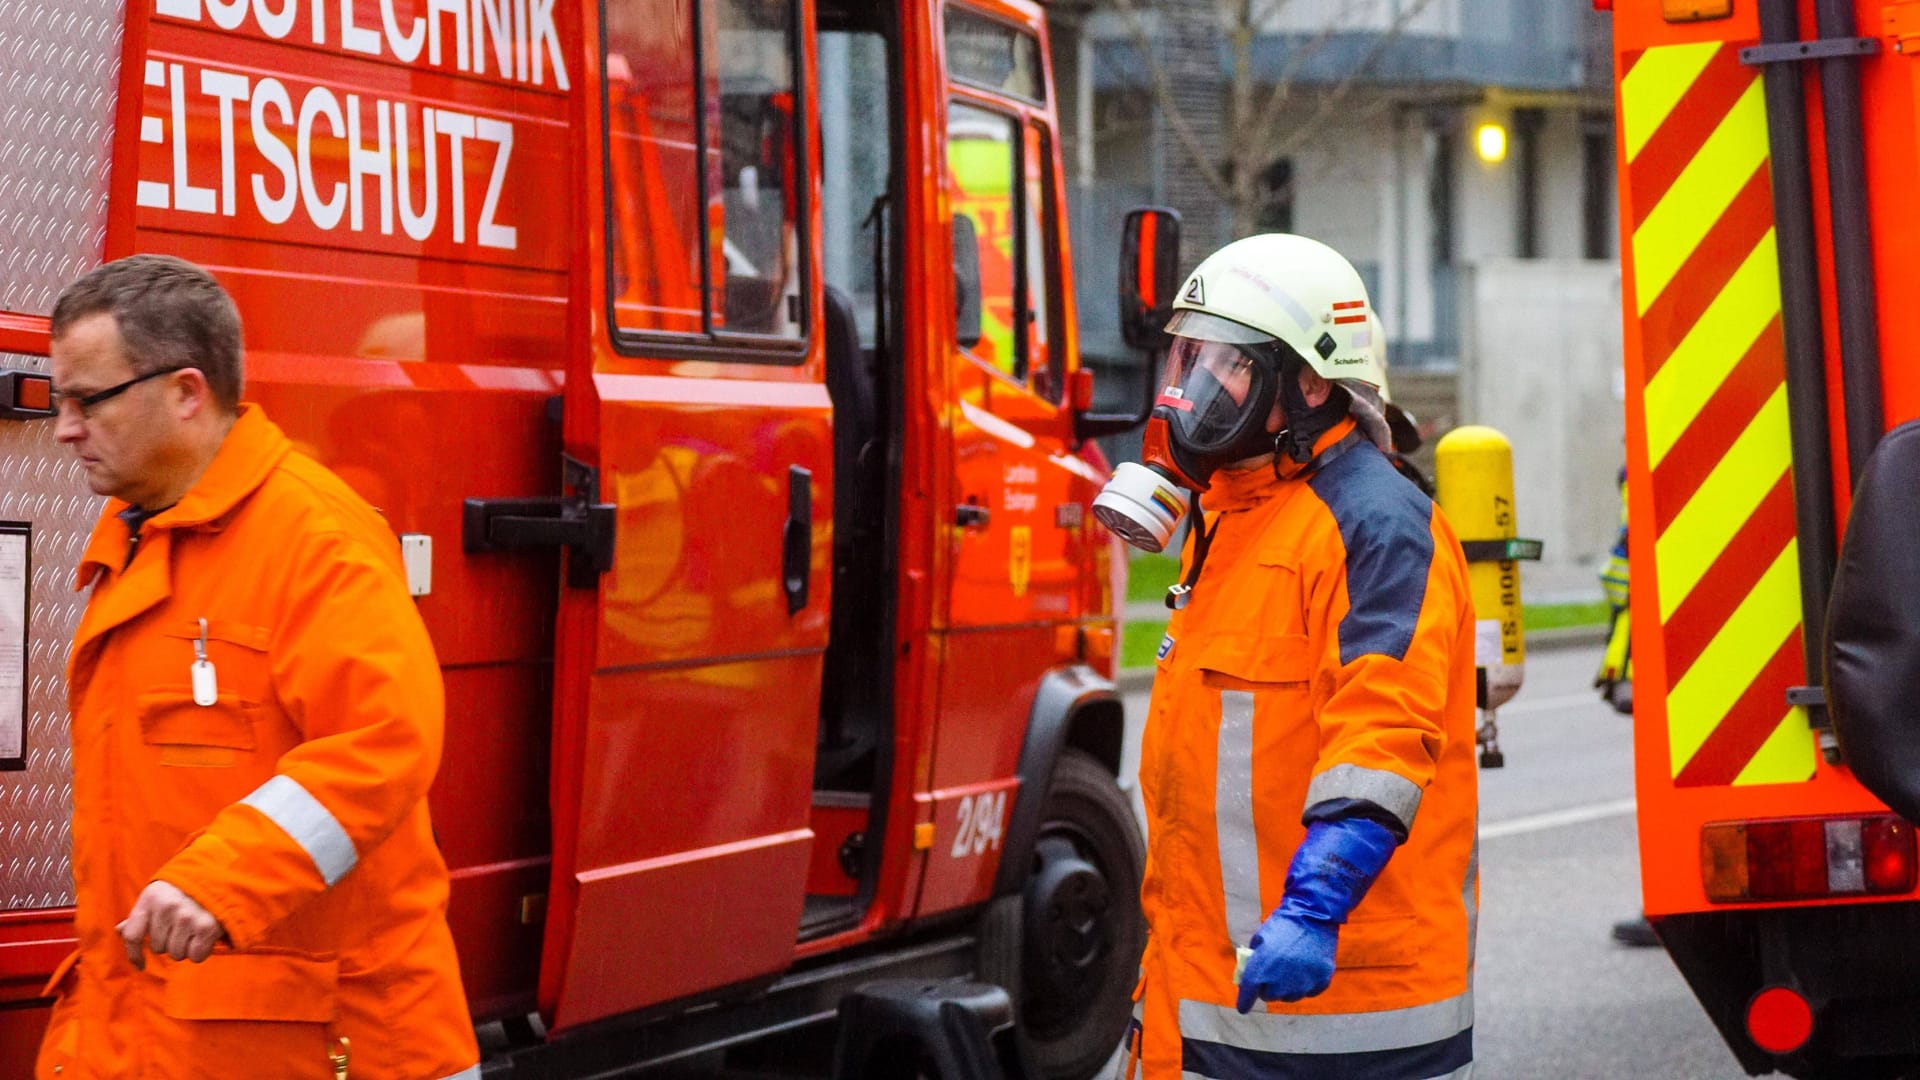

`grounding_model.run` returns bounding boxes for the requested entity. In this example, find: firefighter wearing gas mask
[1105,235,1480,1080]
